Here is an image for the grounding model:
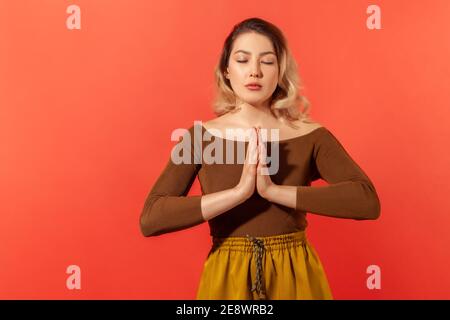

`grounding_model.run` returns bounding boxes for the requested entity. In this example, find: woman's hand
[234,127,277,202]
[256,128,276,199]
[234,127,259,201]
